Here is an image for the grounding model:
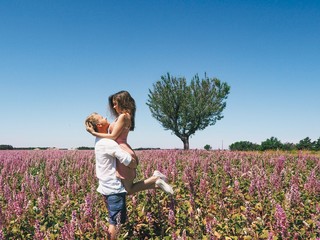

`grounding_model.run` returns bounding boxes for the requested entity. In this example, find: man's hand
[127,155,138,169]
